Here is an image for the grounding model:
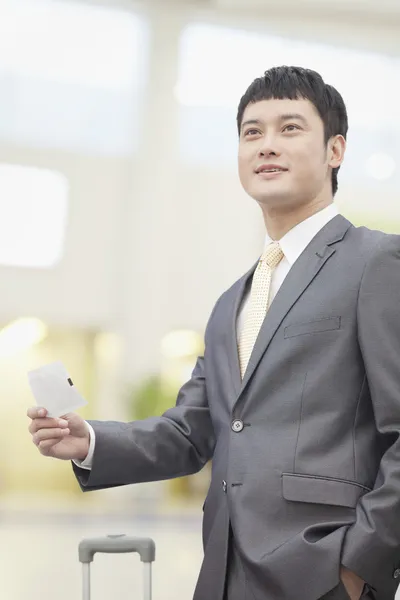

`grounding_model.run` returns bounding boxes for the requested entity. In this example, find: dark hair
[237,66,348,196]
